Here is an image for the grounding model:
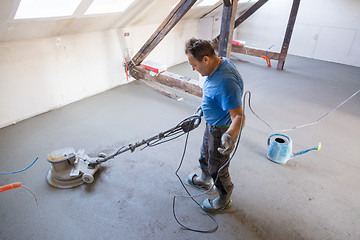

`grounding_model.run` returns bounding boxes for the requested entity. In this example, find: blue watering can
[267,133,321,164]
